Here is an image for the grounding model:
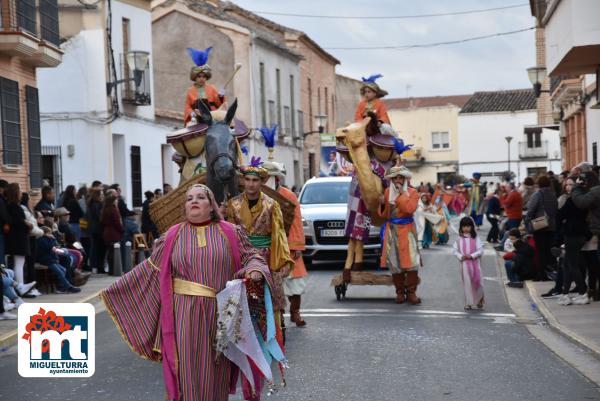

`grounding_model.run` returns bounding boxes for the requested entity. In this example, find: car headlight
[302,218,310,227]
